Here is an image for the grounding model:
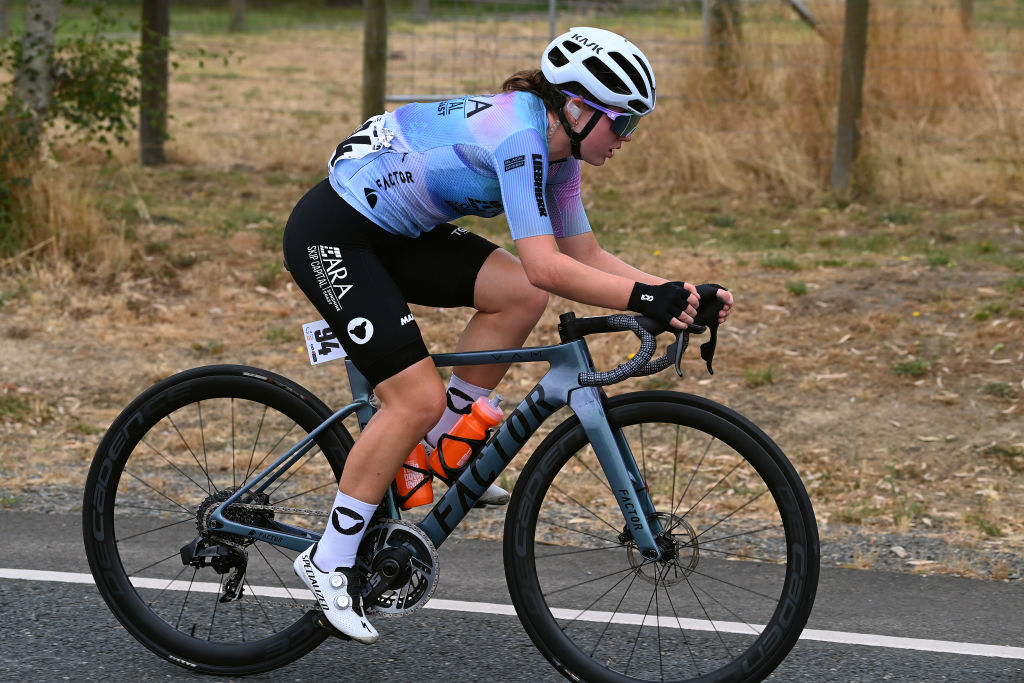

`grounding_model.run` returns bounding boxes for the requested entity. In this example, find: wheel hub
[625,513,699,586]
